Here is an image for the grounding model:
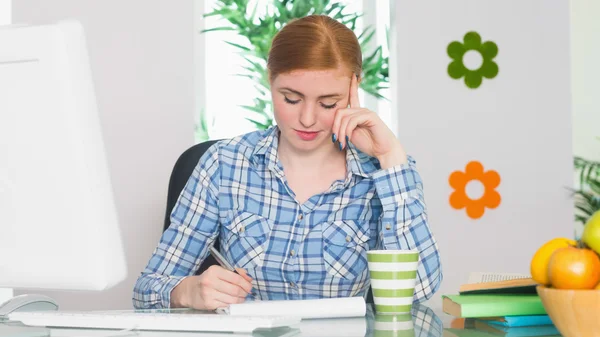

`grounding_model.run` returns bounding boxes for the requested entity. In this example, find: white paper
[219,296,366,320]
[467,272,530,284]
